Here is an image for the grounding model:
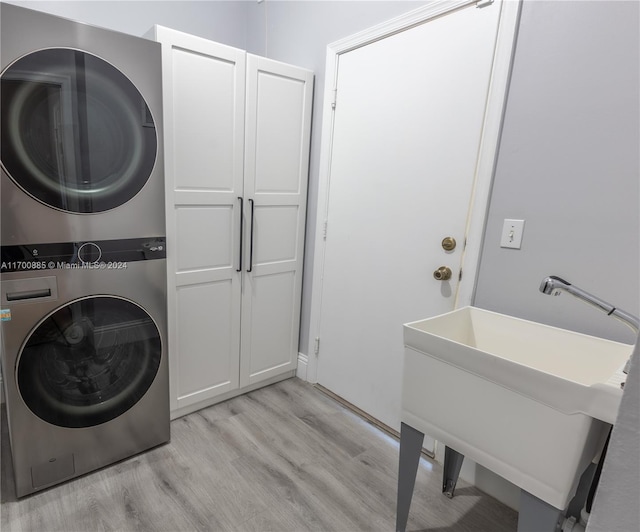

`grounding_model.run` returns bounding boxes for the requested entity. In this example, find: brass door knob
[441,237,456,251]
[433,266,452,281]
